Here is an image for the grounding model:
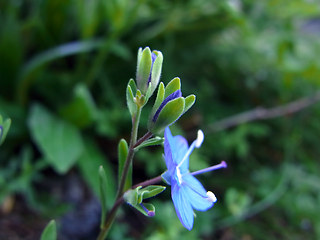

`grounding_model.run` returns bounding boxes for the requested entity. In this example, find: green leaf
[184,94,196,114]
[118,139,131,191]
[99,166,108,227]
[134,136,164,151]
[28,104,84,174]
[164,77,181,98]
[137,185,166,203]
[59,84,97,128]
[126,80,137,116]
[0,116,11,145]
[40,220,57,240]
